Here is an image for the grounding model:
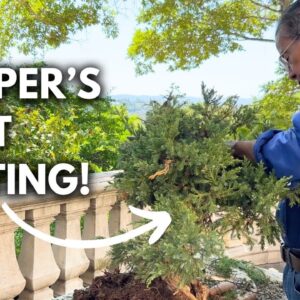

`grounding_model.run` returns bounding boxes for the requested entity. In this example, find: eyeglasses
[279,36,299,72]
